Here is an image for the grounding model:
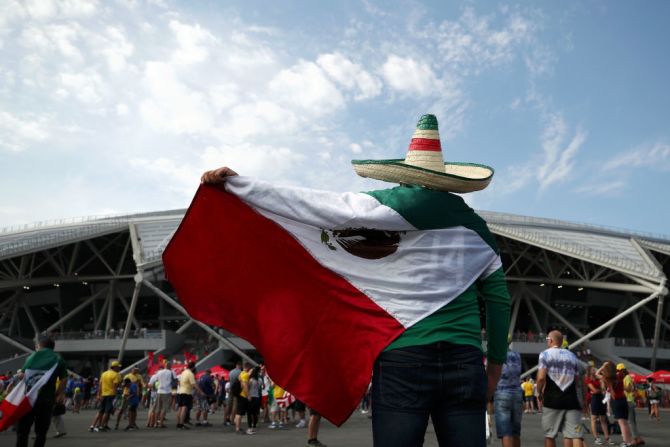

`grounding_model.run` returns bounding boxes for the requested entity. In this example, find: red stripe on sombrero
[408,138,442,152]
